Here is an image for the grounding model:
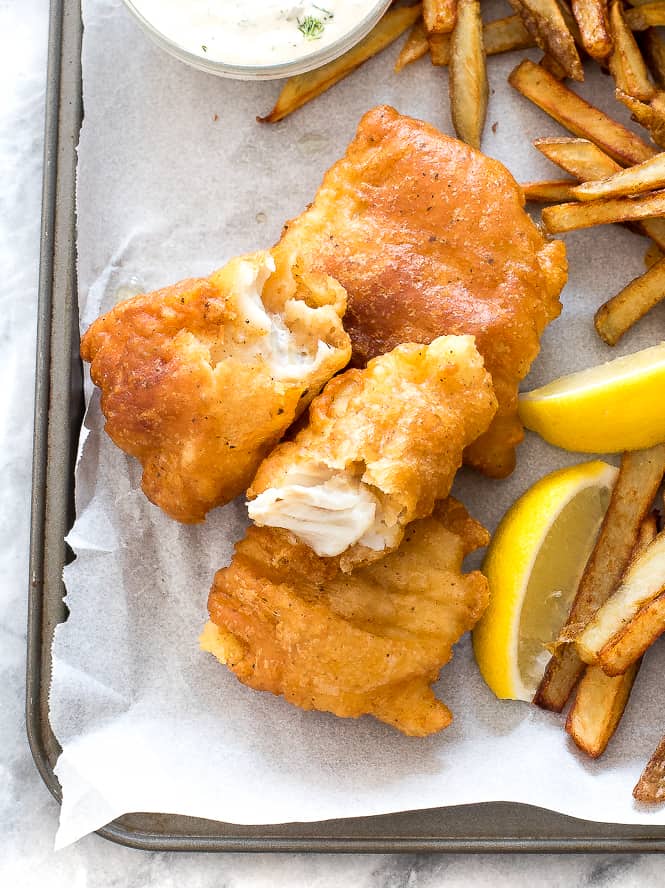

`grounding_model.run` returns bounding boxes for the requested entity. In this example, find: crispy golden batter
[247,334,497,571]
[275,105,568,478]
[202,498,490,736]
[81,250,351,523]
